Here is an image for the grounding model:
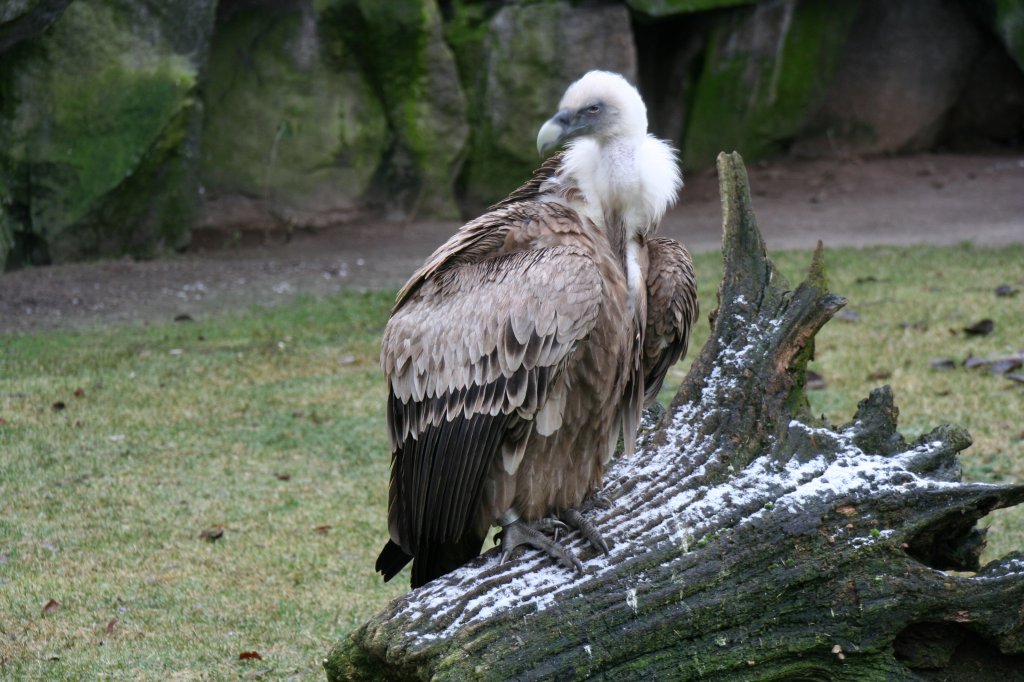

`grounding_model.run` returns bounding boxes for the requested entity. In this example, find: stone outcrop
[0,0,217,267]
[681,0,859,169]
[197,0,388,238]
[793,0,986,158]
[321,0,468,220]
